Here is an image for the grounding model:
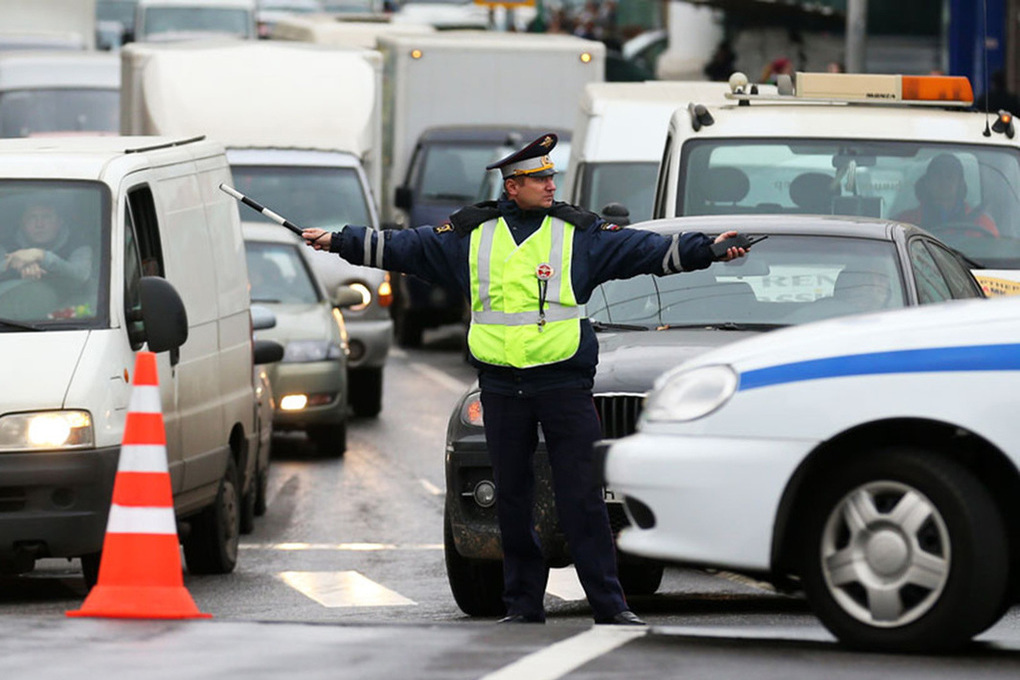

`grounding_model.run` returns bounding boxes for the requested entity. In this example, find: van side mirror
[395,186,413,211]
[332,284,366,309]
[139,276,188,353]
